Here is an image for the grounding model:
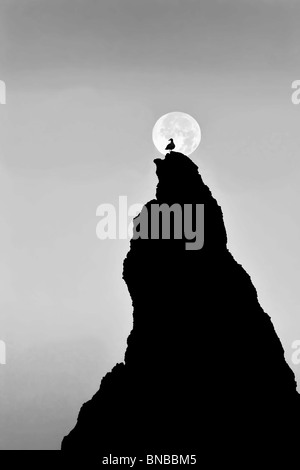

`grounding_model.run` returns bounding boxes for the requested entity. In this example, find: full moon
[152,111,201,155]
